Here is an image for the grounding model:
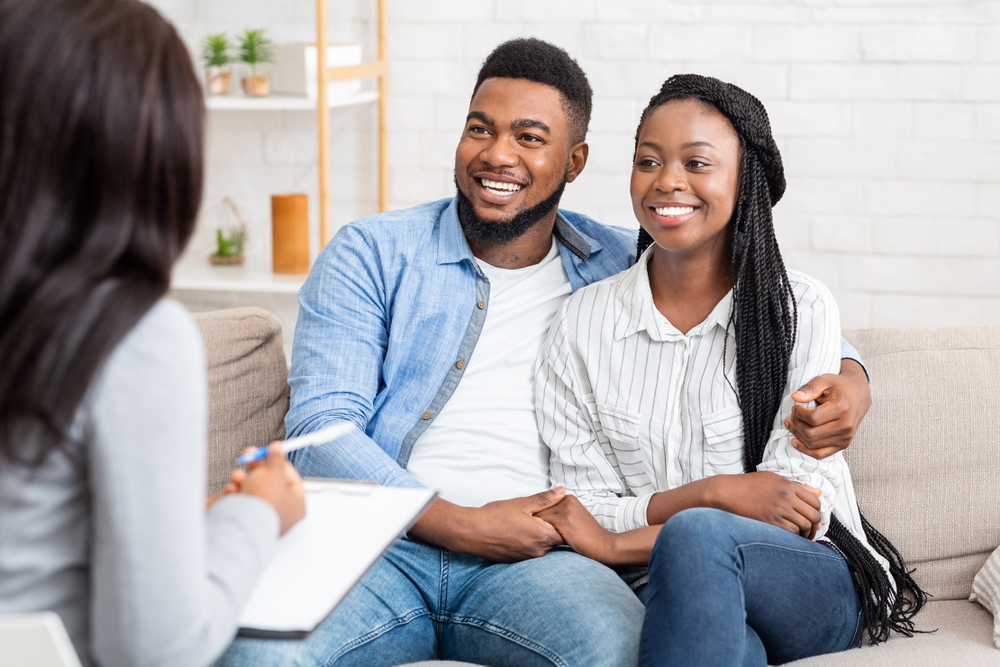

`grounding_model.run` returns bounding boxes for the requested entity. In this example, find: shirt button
[456,360,465,370]
[477,301,486,309]
[421,411,431,420]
